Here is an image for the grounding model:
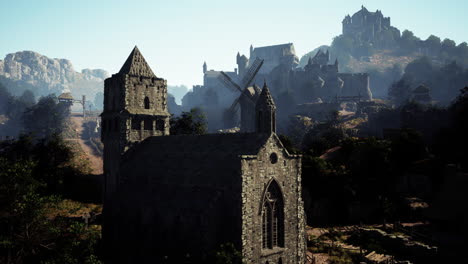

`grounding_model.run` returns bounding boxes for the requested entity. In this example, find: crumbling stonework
[240,135,306,263]
[102,48,306,263]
